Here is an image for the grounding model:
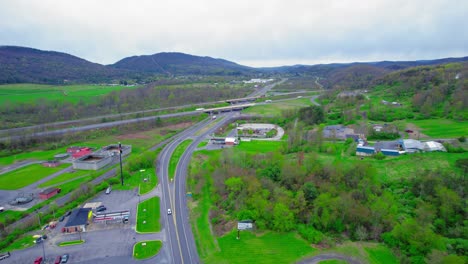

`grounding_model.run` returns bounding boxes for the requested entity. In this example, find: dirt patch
[160,121,193,135]
[405,123,430,139]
